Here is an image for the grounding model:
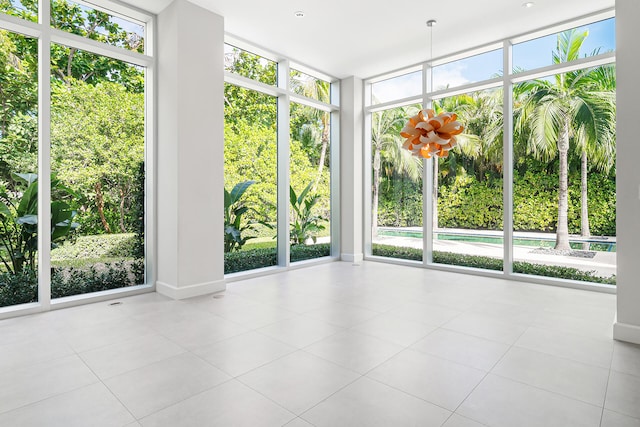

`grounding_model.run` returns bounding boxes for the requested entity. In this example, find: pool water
[378,229,616,252]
